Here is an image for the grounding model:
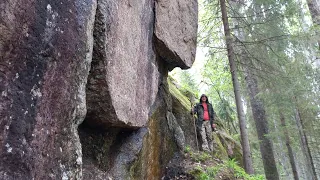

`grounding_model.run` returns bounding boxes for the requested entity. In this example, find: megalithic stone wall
[85,0,198,129]
[0,0,198,179]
